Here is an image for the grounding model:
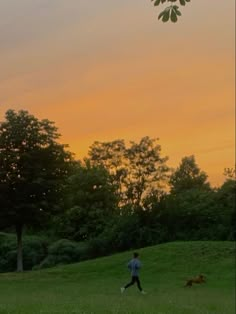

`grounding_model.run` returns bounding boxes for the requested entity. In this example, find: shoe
[120,287,125,294]
[141,290,147,295]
